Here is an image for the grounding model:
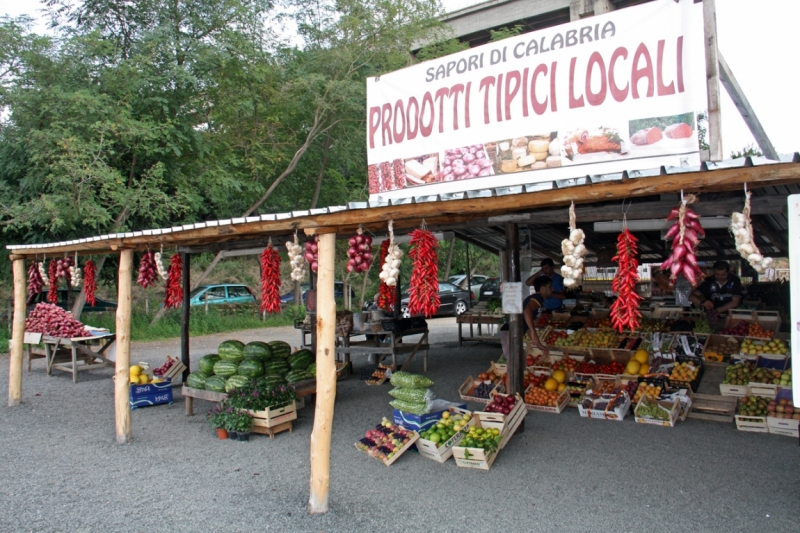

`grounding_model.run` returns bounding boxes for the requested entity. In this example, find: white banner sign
[366,0,706,200]
[788,194,800,406]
